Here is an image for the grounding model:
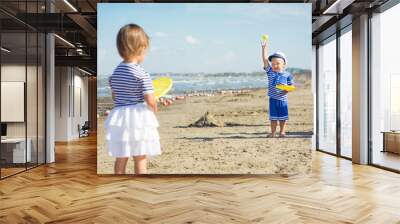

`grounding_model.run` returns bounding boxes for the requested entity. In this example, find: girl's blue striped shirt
[109,62,154,107]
